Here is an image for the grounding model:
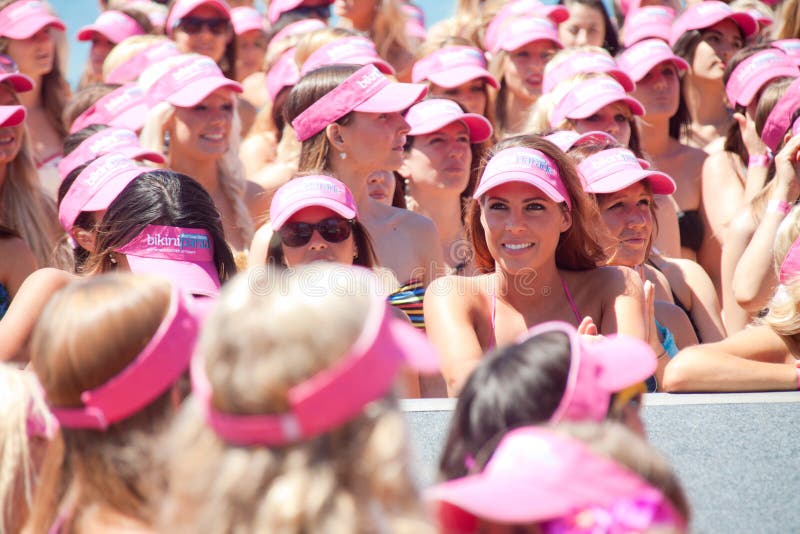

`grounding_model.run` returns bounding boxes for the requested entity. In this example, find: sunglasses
[176,16,230,35]
[289,5,331,19]
[278,217,354,247]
